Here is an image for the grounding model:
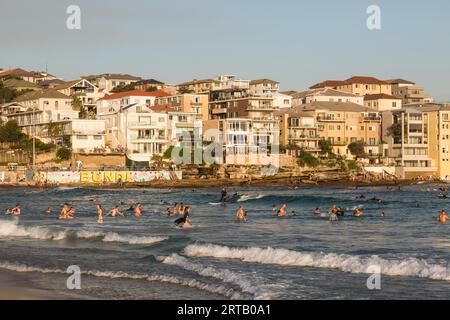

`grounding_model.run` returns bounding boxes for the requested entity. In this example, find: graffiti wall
[39,171,182,184]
